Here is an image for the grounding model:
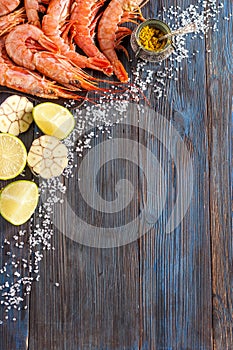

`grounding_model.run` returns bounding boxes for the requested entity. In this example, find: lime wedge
[32,102,75,140]
[0,180,39,225]
[0,133,27,180]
